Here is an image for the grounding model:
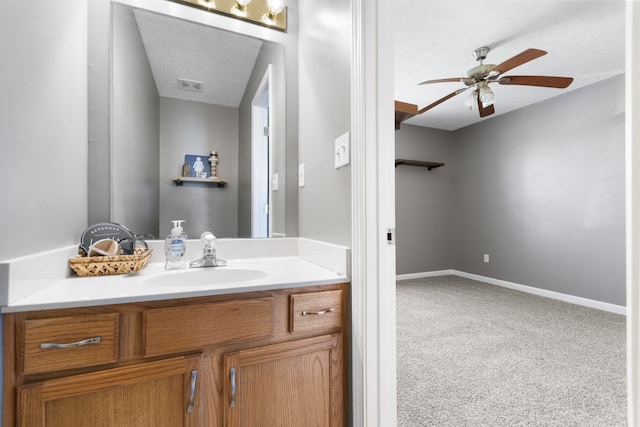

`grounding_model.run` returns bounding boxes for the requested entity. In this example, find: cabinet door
[17,355,201,427]
[223,334,344,427]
